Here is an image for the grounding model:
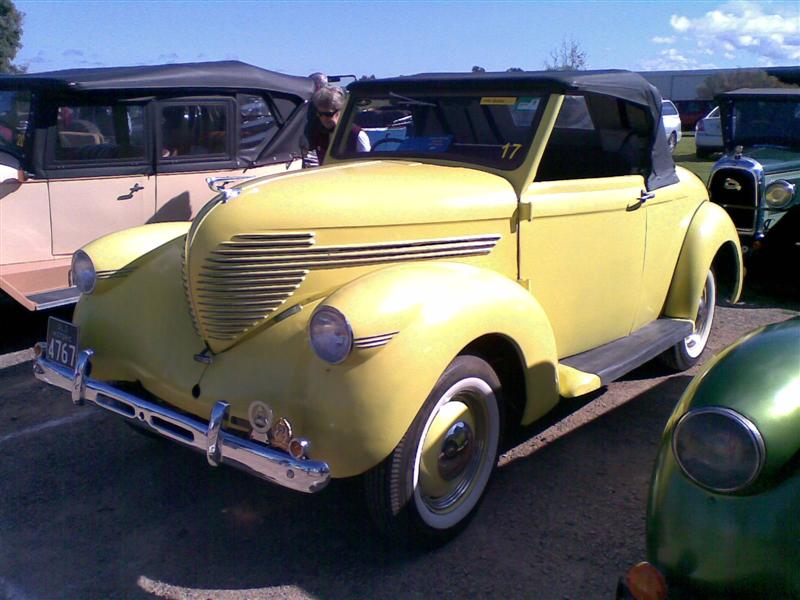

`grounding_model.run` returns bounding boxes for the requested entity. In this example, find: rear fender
[304,262,559,477]
[664,201,743,320]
